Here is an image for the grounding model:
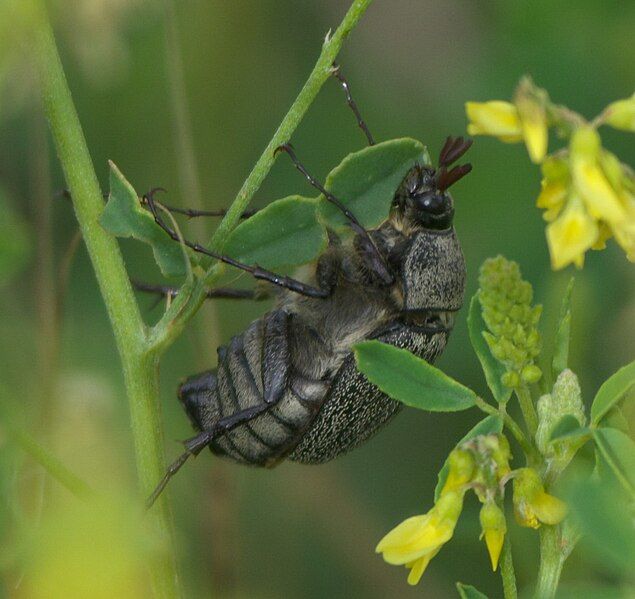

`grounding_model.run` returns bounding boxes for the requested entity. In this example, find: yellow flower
[466,101,523,142]
[546,195,599,269]
[479,502,507,571]
[376,491,464,585]
[512,468,567,529]
[570,127,626,224]
[515,91,548,163]
[603,94,635,132]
